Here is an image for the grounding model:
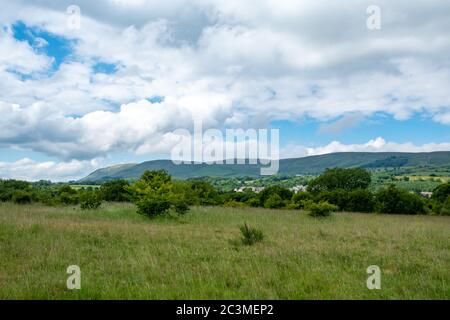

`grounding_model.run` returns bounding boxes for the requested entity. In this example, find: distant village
[234,185,308,194]
[233,185,433,198]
